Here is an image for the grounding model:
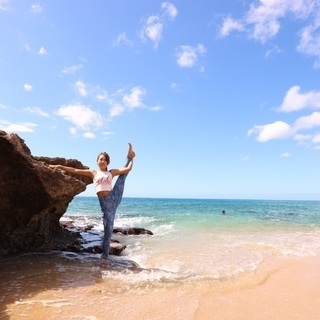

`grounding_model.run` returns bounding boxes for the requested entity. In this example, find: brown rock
[0,130,92,255]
